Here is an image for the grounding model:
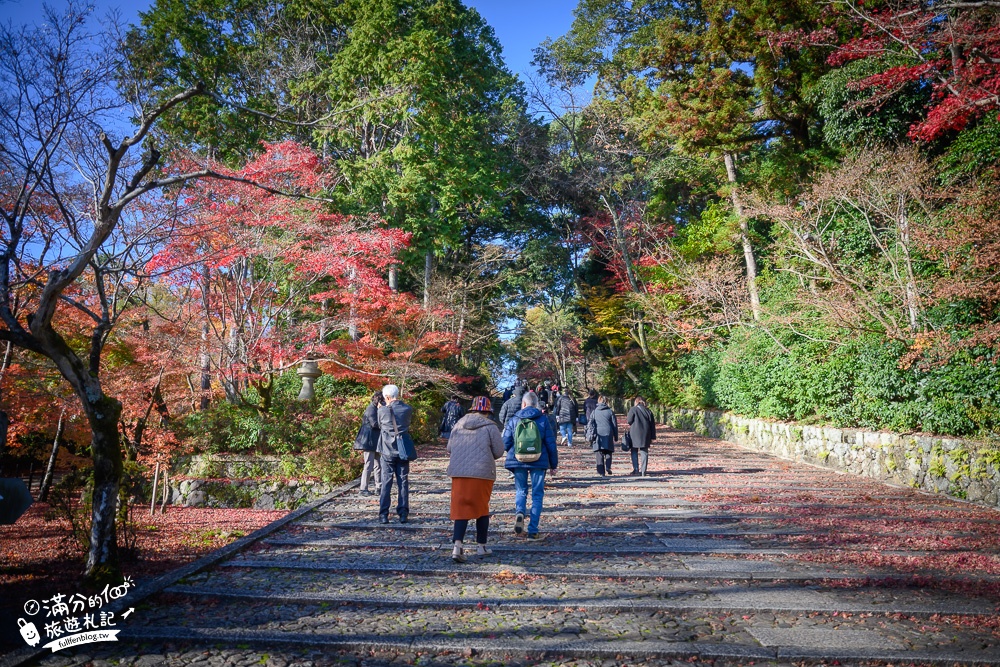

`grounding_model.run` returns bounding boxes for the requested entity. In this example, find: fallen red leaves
[0,502,285,652]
